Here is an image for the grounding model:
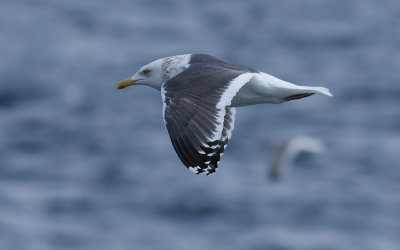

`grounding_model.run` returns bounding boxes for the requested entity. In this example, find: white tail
[258,73,333,100]
[231,73,333,106]
[280,85,333,101]
[303,86,332,97]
